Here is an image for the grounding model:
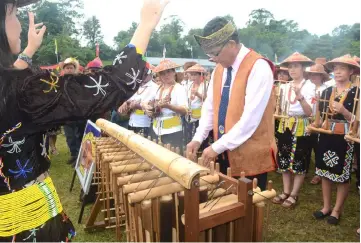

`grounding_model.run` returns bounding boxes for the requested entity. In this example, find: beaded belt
[134,109,145,115]
[191,108,201,119]
[153,116,182,129]
[323,120,349,135]
[0,177,63,237]
[278,116,311,137]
